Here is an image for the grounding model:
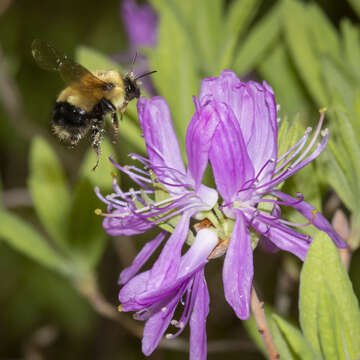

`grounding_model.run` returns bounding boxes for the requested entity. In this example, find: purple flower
[96,96,218,285]
[121,0,157,48]
[96,70,347,358]
[190,70,347,319]
[119,228,218,359]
